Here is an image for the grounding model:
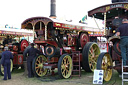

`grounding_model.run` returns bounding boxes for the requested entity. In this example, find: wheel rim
[61,55,72,78]
[101,53,112,81]
[34,55,47,77]
[0,59,13,75]
[1,64,4,75]
[88,43,100,72]
[10,60,13,72]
